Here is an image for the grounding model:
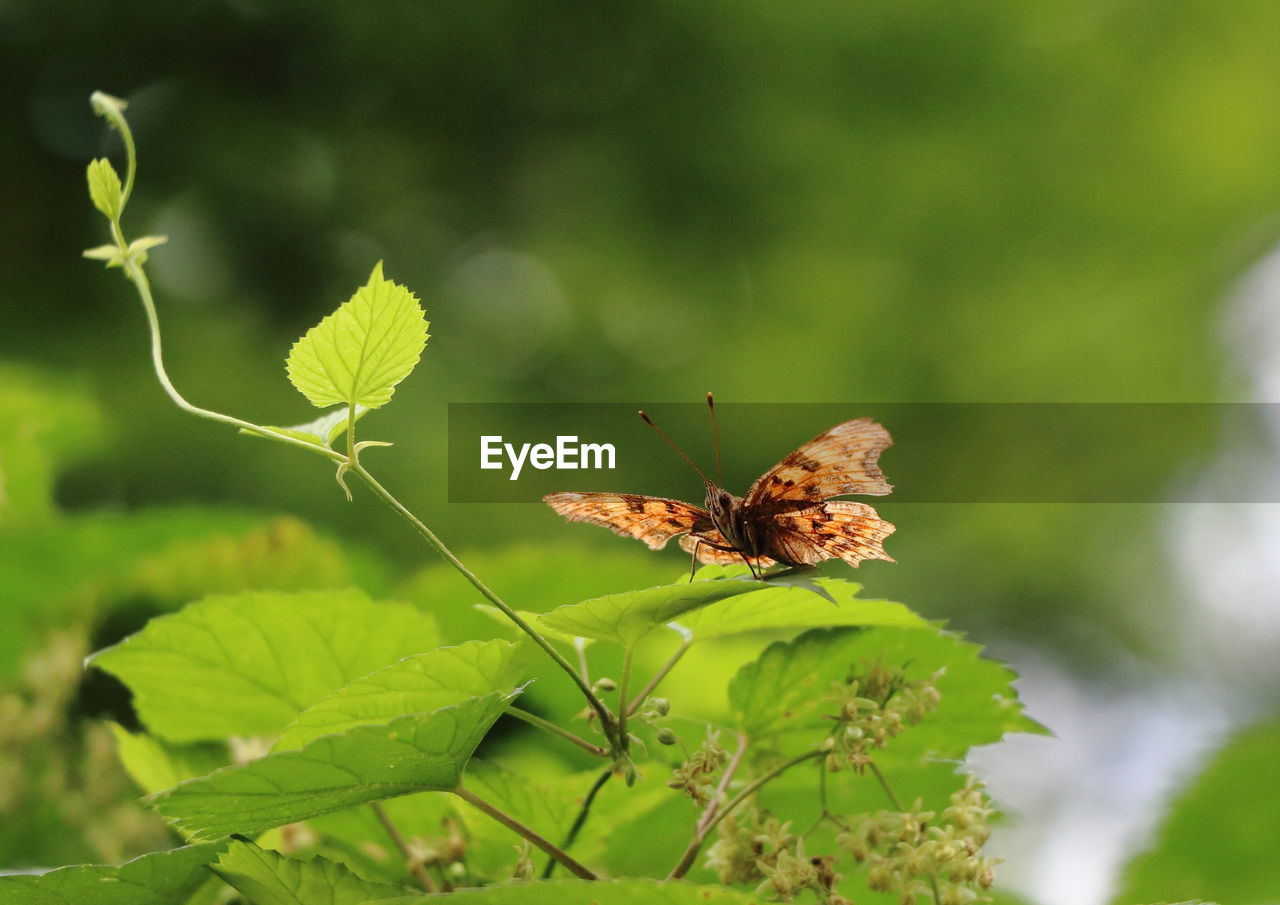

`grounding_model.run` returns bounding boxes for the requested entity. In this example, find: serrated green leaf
[89,589,440,742]
[0,843,224,905]
[286,263,429,410]
[212,838,410,905]
[538,576,768,646]
[150,691,514,841]
[274,639,523,751]
[249,405,371,448]
[672,574,928,642]
[729,626,1042,754]
[109,723,229,796]
[1113,711,1280,905]
[367,878,767,905]
[86,158,123,220]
